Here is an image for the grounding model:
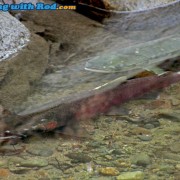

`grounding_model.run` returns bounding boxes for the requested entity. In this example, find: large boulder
[0,12,30,61]
[0,12,49,110]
